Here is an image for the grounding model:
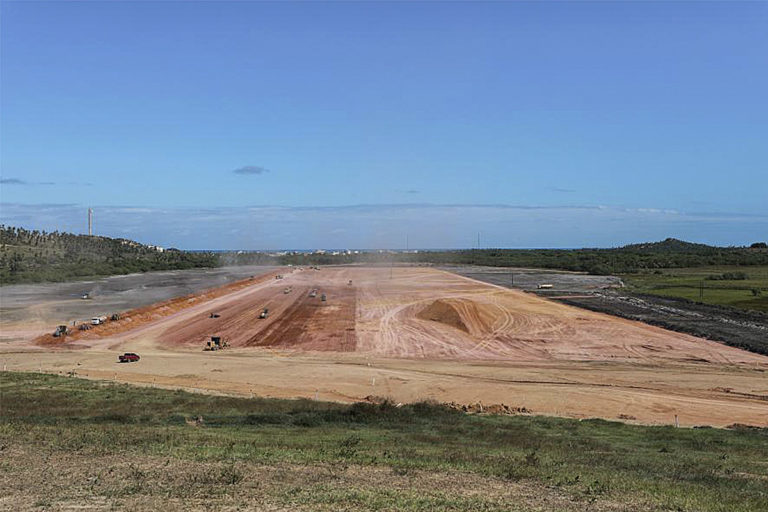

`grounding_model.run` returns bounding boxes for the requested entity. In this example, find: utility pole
[88,208,93,236]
